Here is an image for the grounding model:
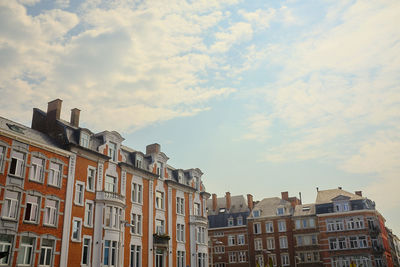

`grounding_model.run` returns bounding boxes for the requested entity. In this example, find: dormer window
[277,207,285,215]
[156,161,163,178]
[178,174,182,183]
[334,201,350,212]
[237,217,243,225]
[135,156,142,168]
[228,217,234,226]
[108,142,117,161]
[80,132,89,148]
[253,210,260,217]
